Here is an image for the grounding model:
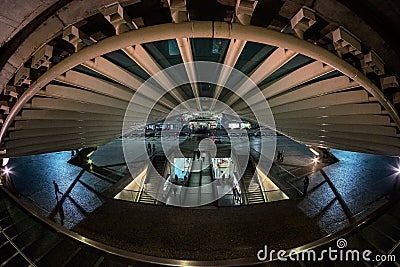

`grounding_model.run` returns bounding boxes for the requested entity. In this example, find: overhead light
[2,166,11,175]
[312,157,319,164]
[395,165,400,175]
